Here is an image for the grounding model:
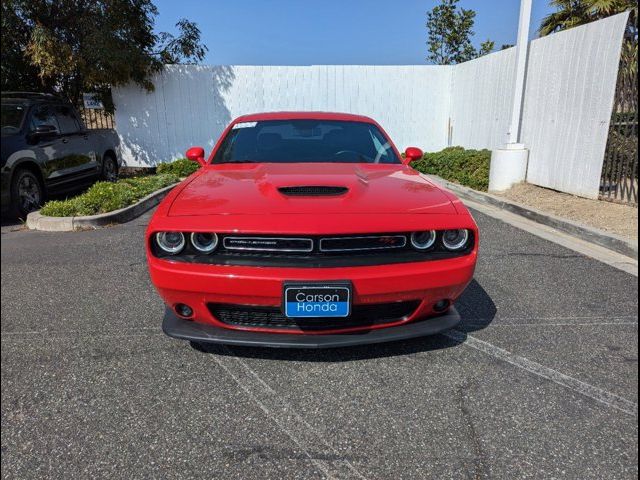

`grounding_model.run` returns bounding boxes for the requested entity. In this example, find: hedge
[411,146,491,191]
[156,158,201,177]
[40,173,179,217]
